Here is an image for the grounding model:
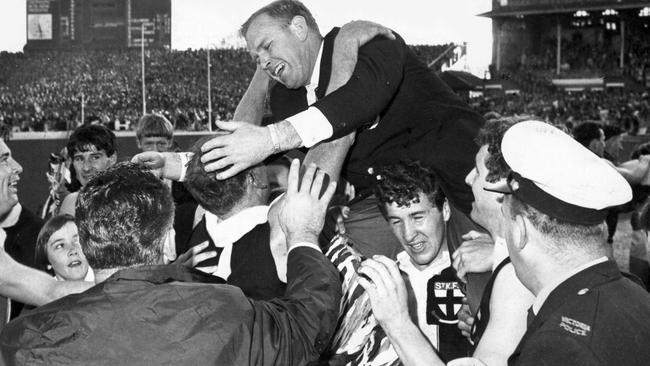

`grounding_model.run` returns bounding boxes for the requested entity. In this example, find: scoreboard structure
[25,0,171,51]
